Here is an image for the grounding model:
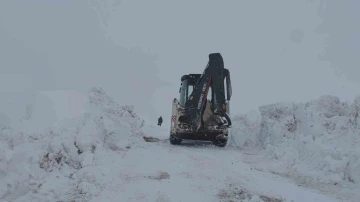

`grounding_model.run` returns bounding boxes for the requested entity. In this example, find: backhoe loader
[169,53,232,147]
